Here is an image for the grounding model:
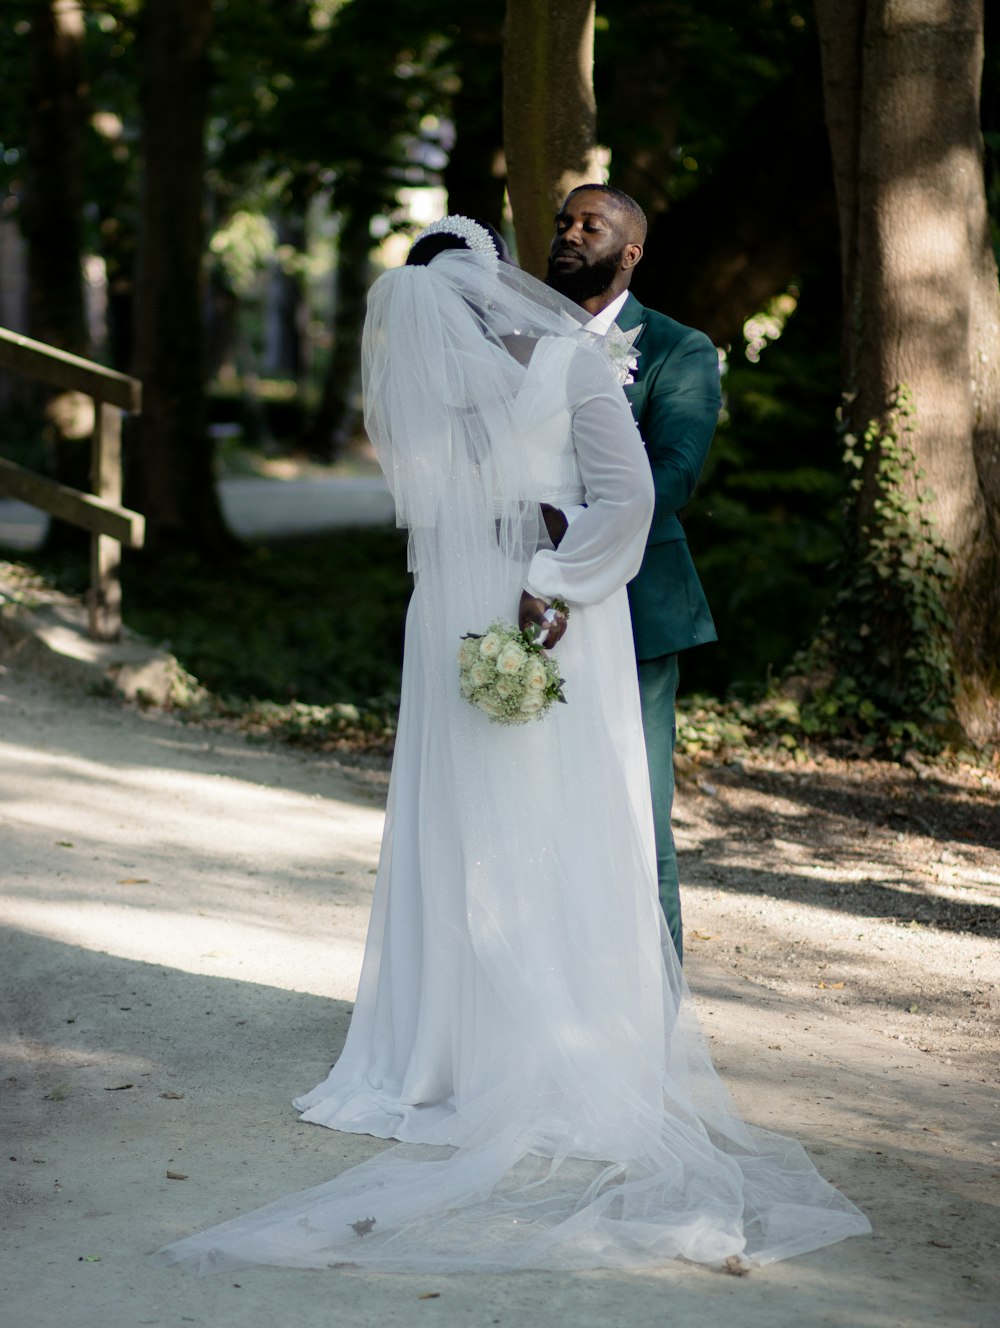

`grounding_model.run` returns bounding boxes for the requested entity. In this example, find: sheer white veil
[150,230,872,1278]
[361,247,593,643]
